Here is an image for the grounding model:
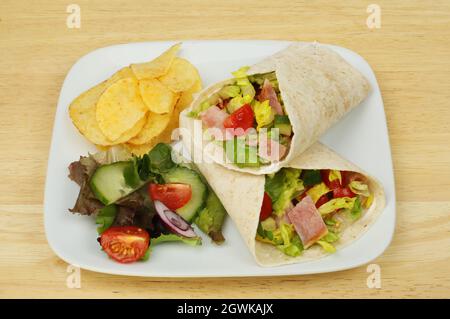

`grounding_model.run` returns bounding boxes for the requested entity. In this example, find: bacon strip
[258,79,283,115]
[287,195,328,248]
[200,106,229,129]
